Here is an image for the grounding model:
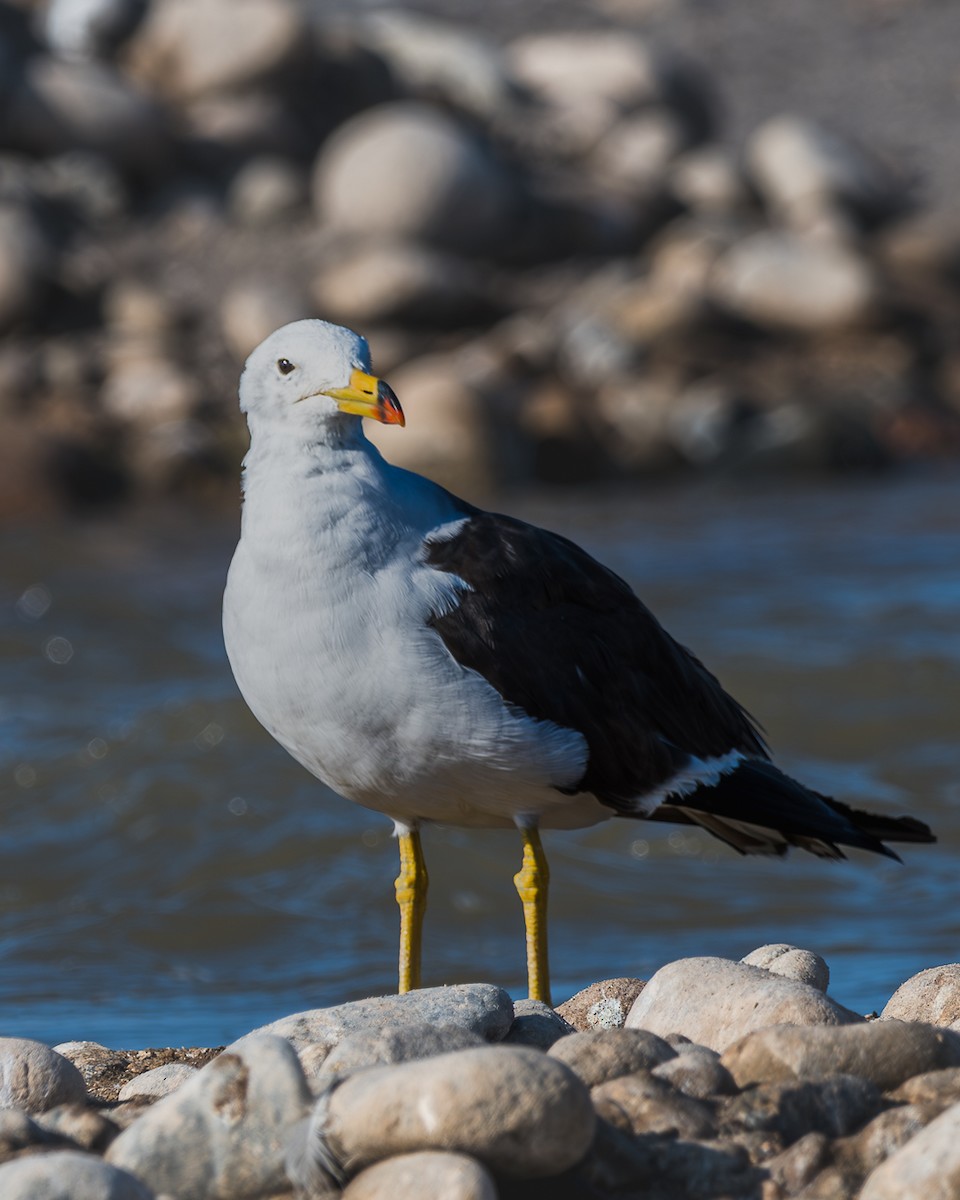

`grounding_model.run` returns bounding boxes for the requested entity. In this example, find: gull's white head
[238,319,404,435]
